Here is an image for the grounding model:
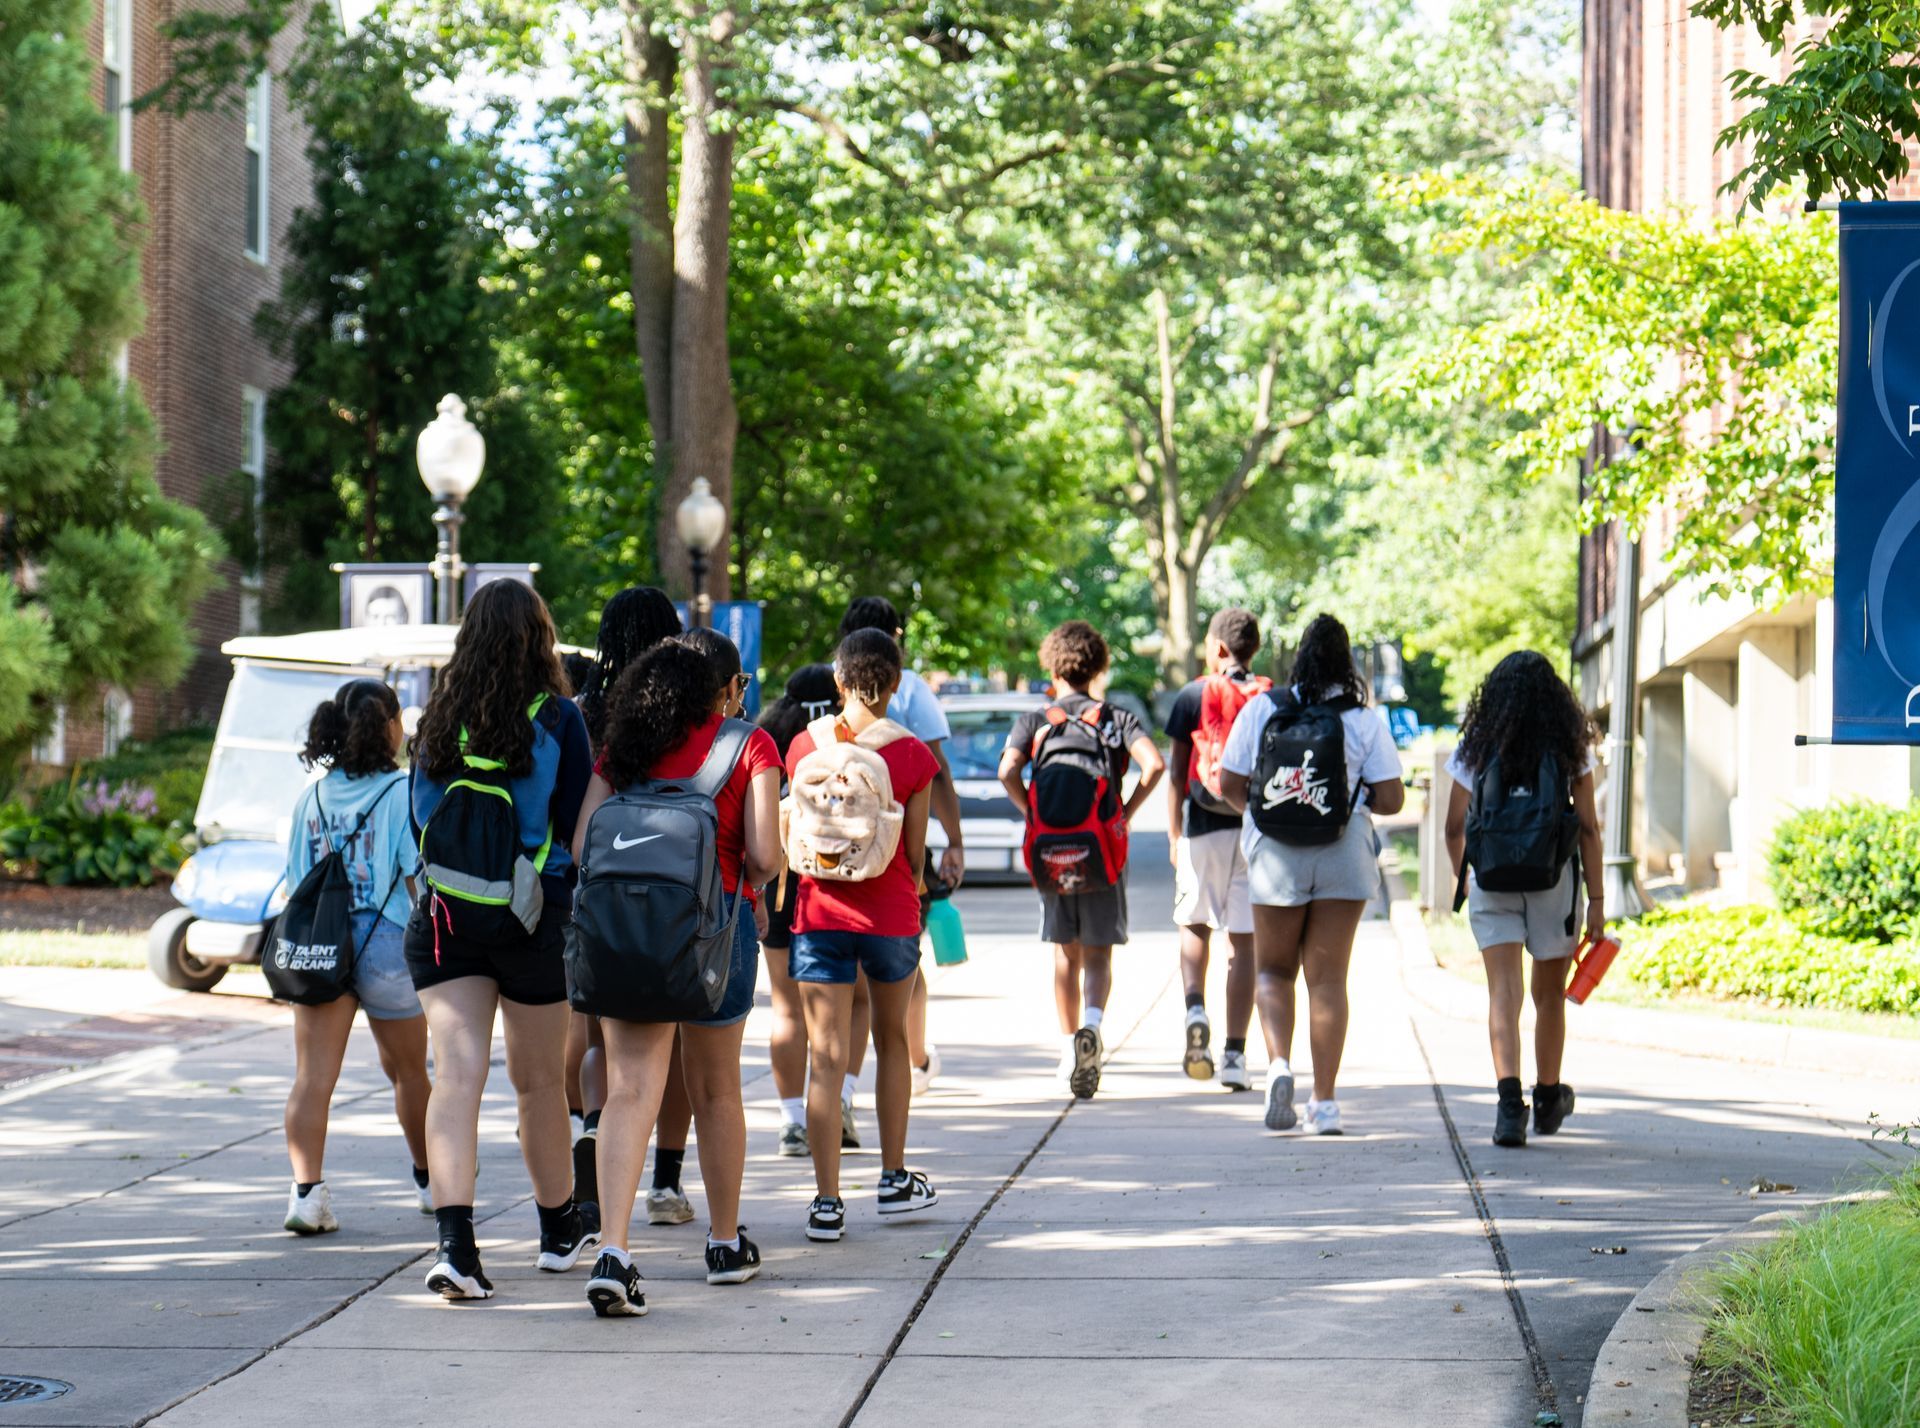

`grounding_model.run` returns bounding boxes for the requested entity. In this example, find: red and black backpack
[1187,669,1271,815]
[1022,703,1129,894]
